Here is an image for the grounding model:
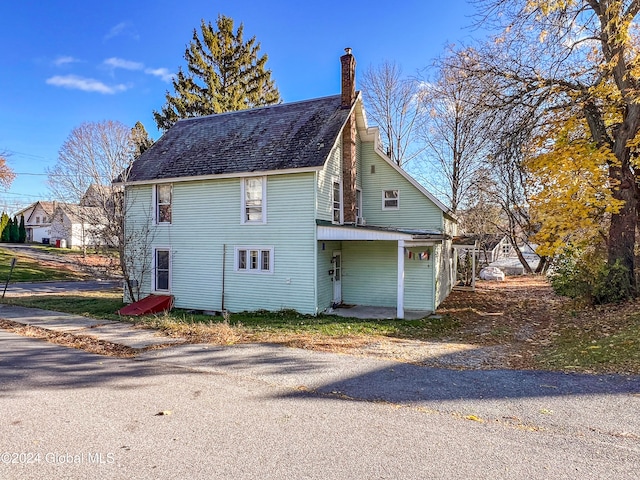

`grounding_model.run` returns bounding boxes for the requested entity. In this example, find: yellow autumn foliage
[526,119,623,257]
